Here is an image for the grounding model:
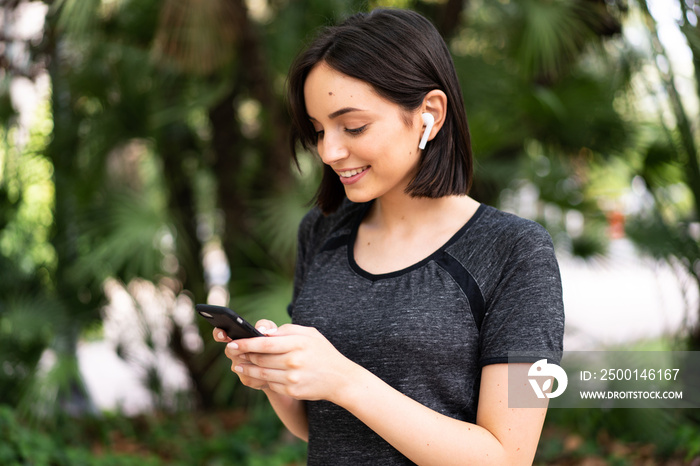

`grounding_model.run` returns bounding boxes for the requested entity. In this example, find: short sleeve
[478,222,565,366]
